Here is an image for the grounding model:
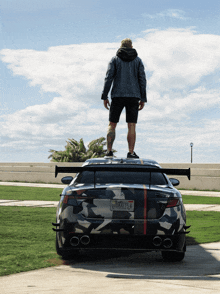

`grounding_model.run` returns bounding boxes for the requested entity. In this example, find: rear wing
[55,165,190,180]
